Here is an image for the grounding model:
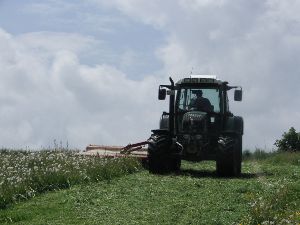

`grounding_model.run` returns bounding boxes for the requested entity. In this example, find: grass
[242,148,276,161]
[0,151,299,224]
[0,149,141,209]
[242,153,300,224]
